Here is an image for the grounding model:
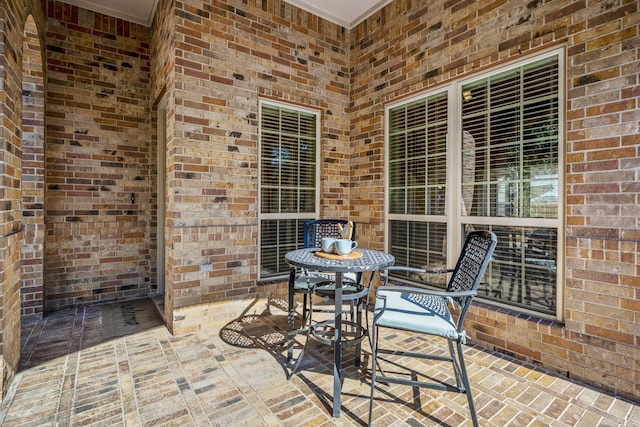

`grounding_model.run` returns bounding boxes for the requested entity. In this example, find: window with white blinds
[386,49,563,318]
[387,92,449,275]
[259,100,319,279]
[461,55,559,219]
